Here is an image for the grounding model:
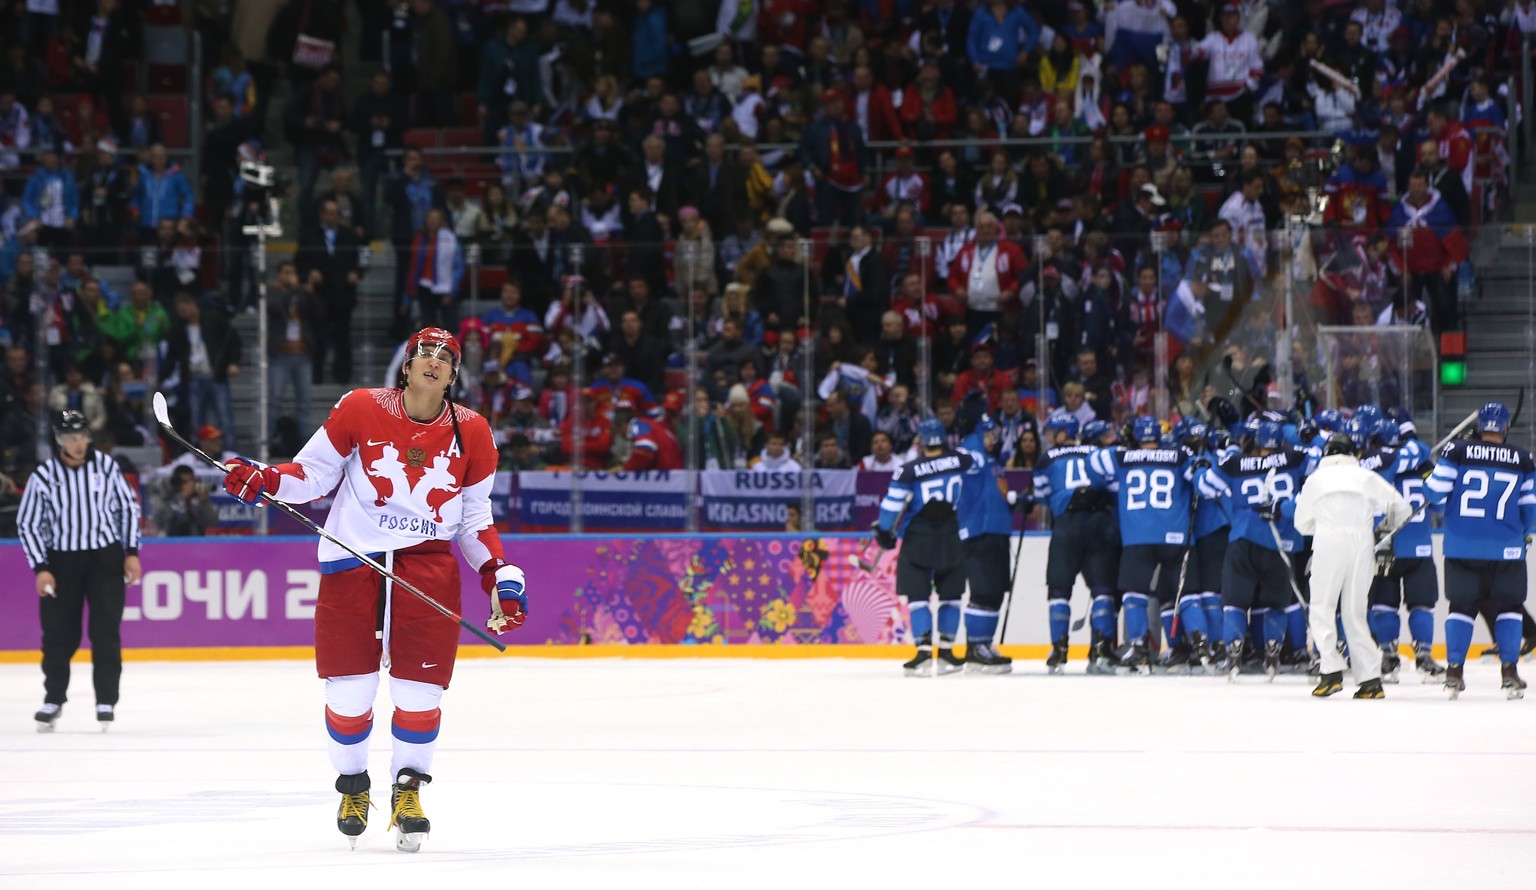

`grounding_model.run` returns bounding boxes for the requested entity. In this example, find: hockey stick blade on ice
[151,392,508,652]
